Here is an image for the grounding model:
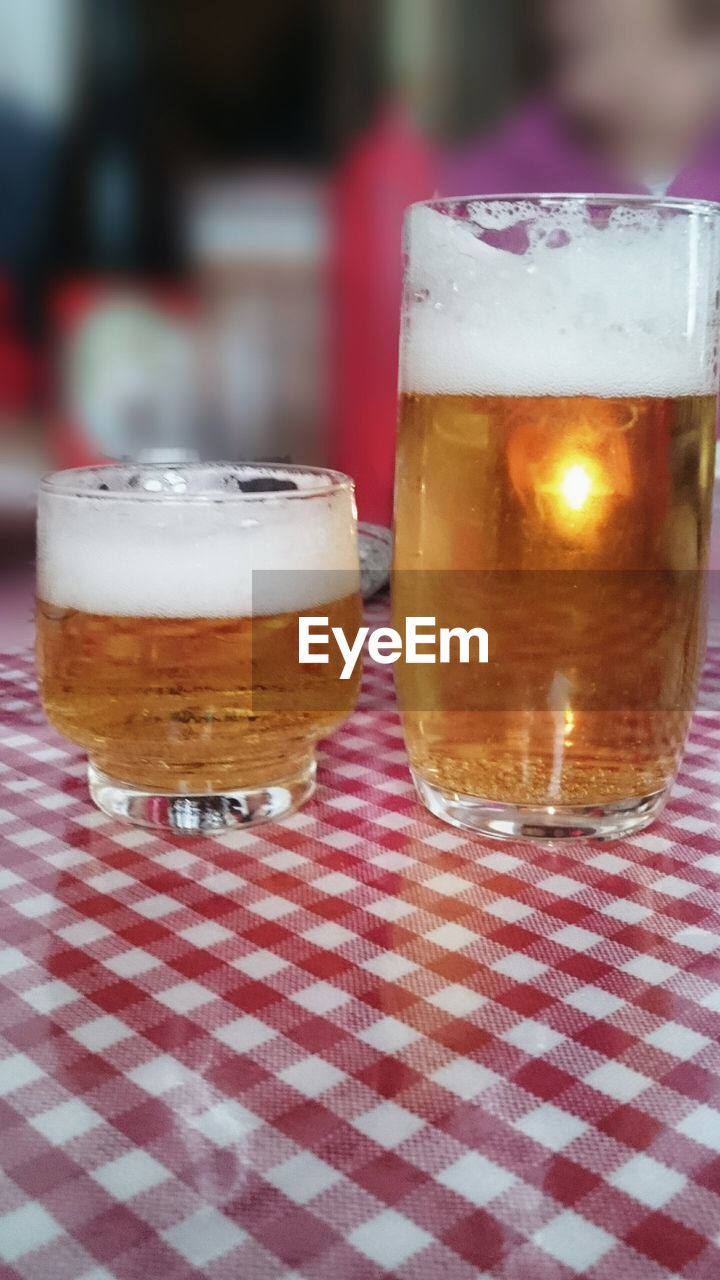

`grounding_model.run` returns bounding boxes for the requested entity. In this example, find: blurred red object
[0,338,34,418]
[331,108,436,526]
[0,276,35,420]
